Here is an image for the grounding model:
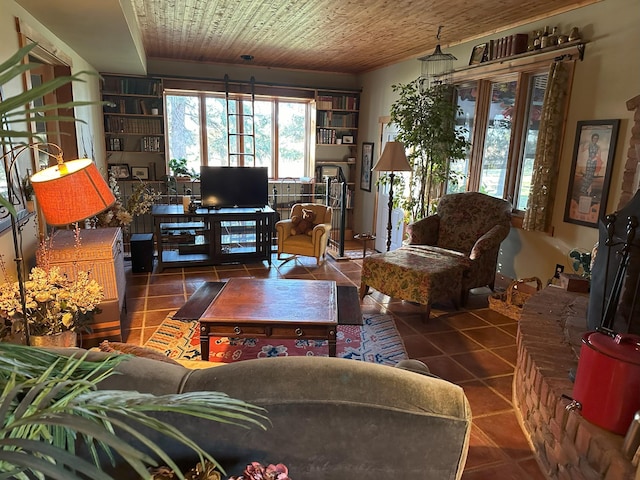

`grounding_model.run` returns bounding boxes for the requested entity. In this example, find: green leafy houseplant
[0,343,267,480]
[384,78,470,224]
